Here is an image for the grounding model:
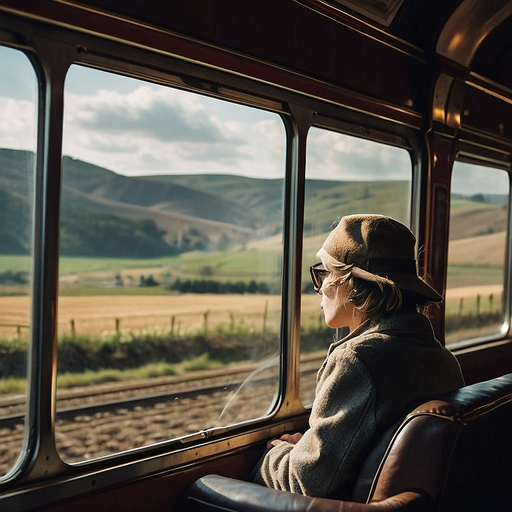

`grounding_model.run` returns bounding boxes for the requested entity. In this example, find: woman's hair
[330,268,431,322]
